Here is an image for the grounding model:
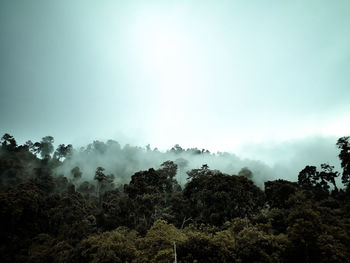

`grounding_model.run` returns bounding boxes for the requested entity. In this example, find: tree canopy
[1,133,350,262]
